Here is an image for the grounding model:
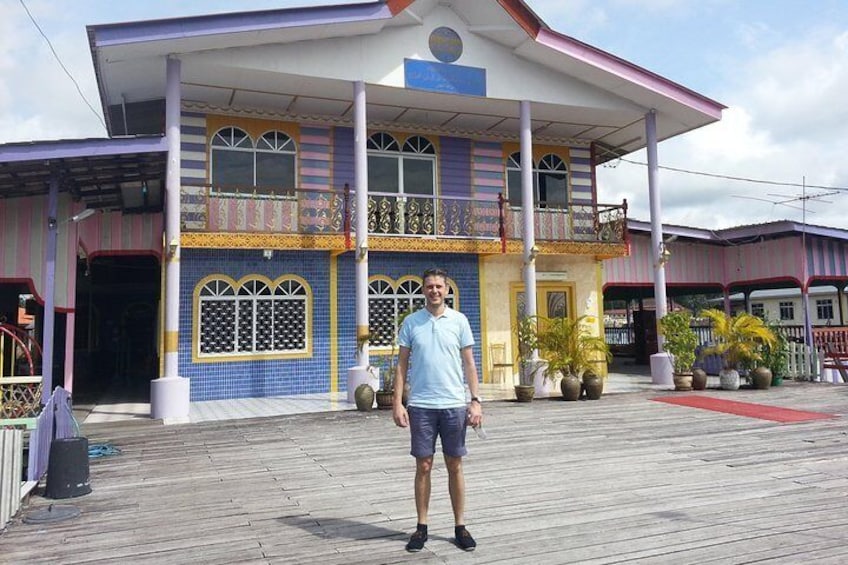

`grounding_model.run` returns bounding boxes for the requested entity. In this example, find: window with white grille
[816,299,834,321]
[778,301,795,321]
[210,127,297,196]
[196,276,309,359]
